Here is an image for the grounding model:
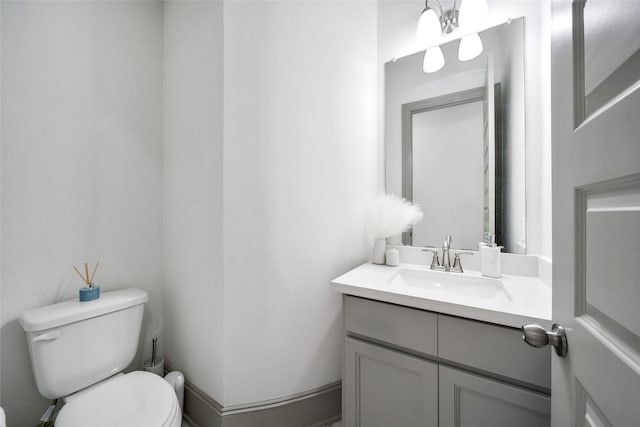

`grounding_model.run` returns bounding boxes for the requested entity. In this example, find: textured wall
[222,0,378,406]
[163,0,225,402]
[1,2,164,425]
